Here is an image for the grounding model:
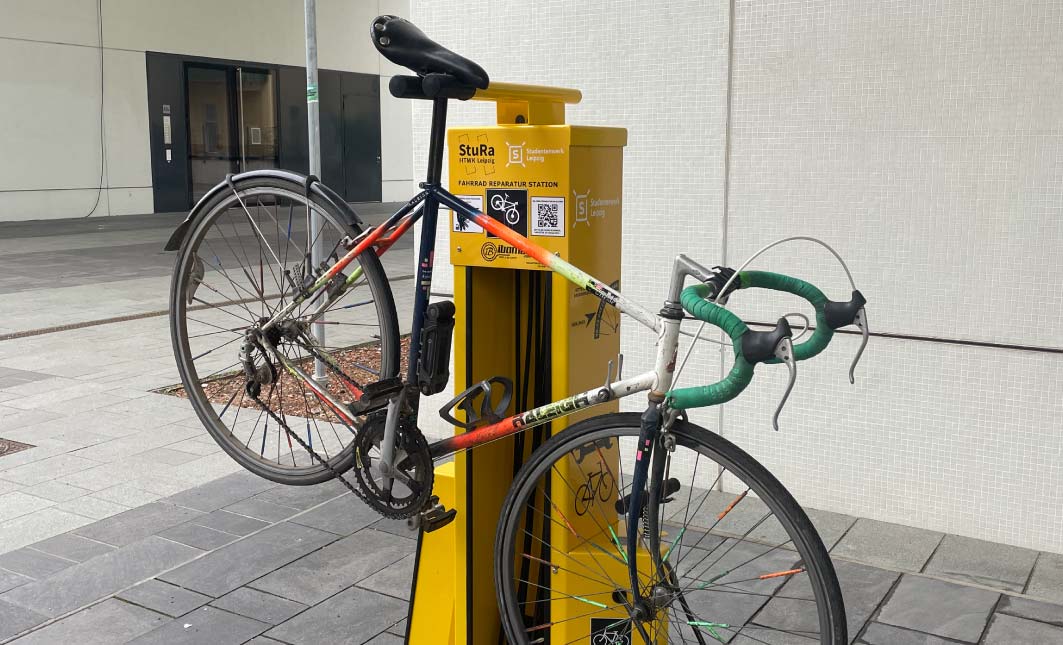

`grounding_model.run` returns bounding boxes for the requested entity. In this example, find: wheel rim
[171,185,397,480]
[497,422,841,644]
